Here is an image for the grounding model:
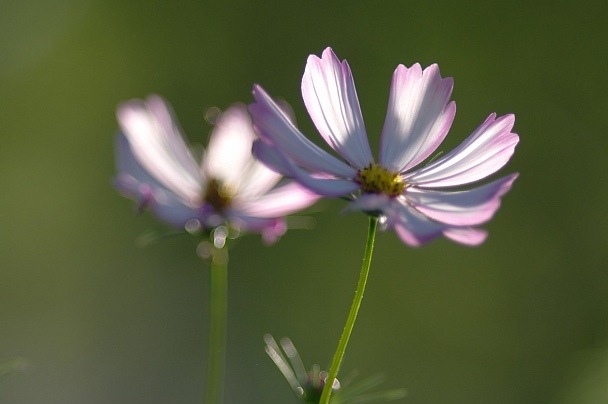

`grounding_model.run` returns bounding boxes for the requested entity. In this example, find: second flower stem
[204,246,228,404]
[319,216,378,404]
